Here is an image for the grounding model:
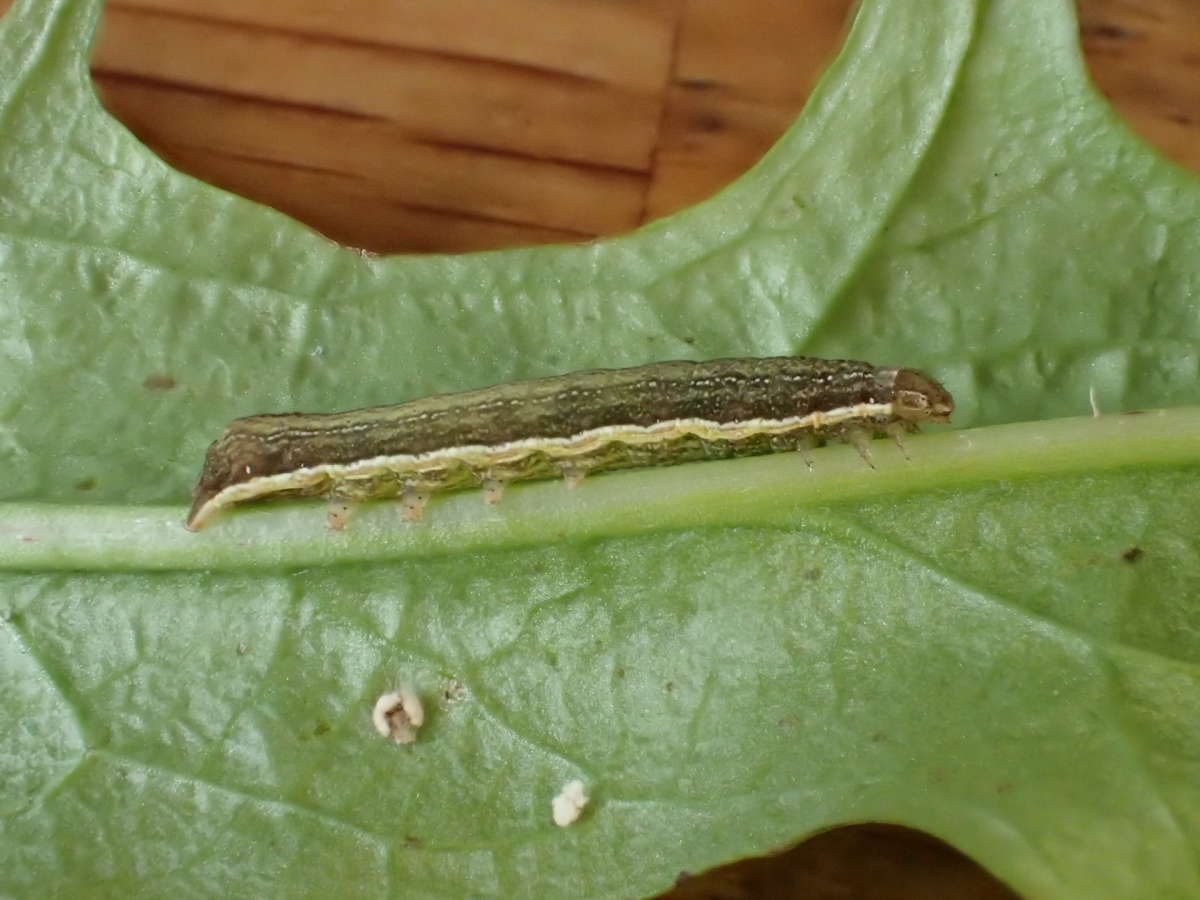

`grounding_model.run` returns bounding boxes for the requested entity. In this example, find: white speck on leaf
[443,678,467,703]
[373,687,424,744]
[552,779,589,827]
